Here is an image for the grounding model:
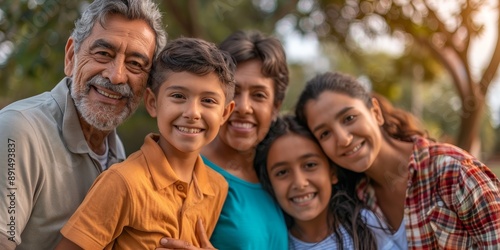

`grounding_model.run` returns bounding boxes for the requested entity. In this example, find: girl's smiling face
[304,91,384,173]
[266,133,337,224]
